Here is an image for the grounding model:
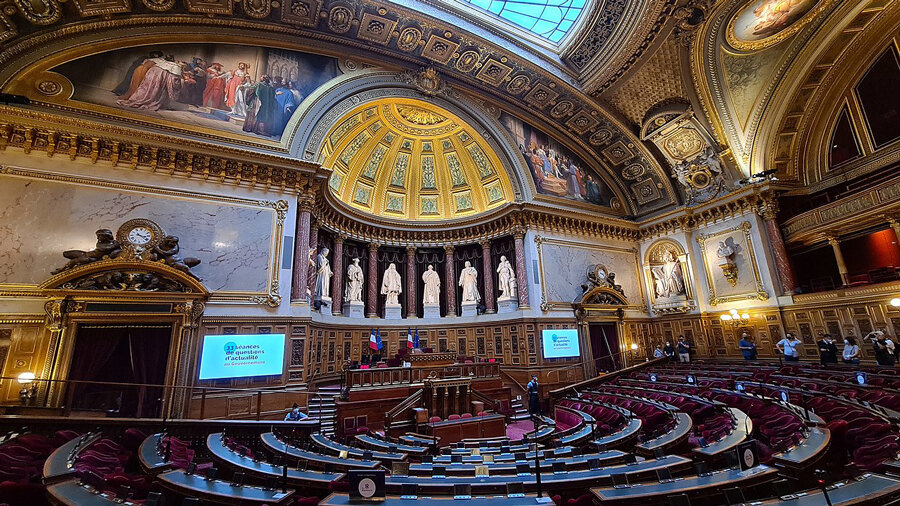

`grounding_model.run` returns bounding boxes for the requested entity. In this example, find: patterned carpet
[506,420,539,441]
